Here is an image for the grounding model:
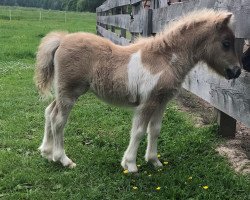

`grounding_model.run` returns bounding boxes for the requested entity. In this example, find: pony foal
[35,10,241,172]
